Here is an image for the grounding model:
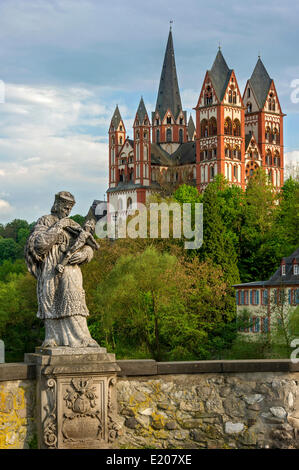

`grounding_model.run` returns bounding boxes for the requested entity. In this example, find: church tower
[133,97,151,203]
[195,49,245,191]
[152,28,187,154]
[108,105,126,188]
[243,58,284,188]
